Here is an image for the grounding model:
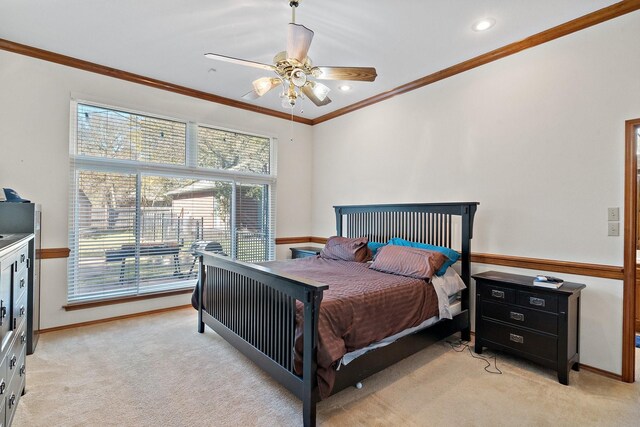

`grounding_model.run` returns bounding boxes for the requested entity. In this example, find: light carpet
[13,308,640,426]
